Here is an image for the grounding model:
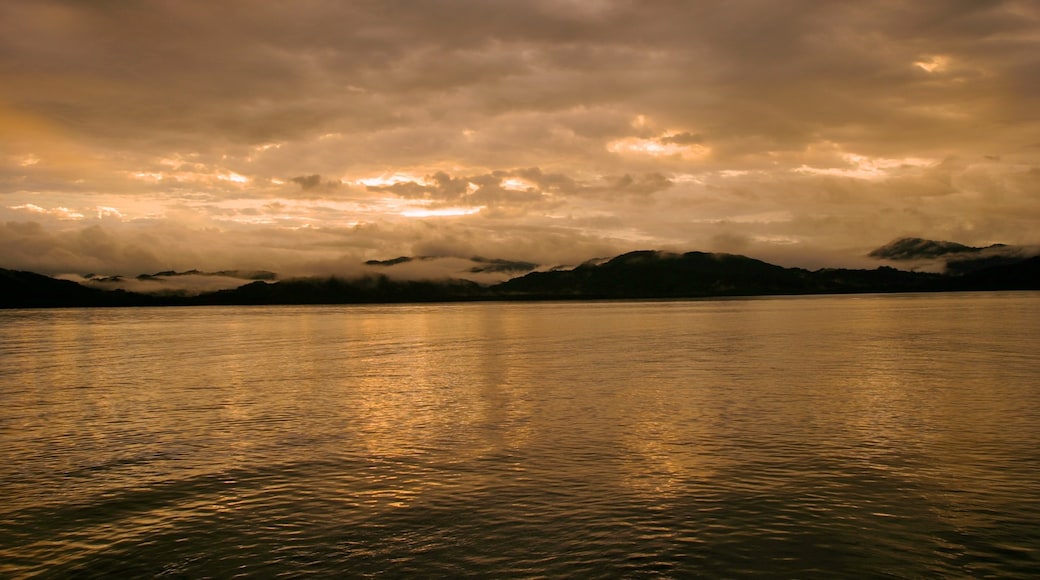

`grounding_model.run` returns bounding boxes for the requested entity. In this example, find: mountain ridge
[3,240,1037,308]
[869,236,1032,274]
